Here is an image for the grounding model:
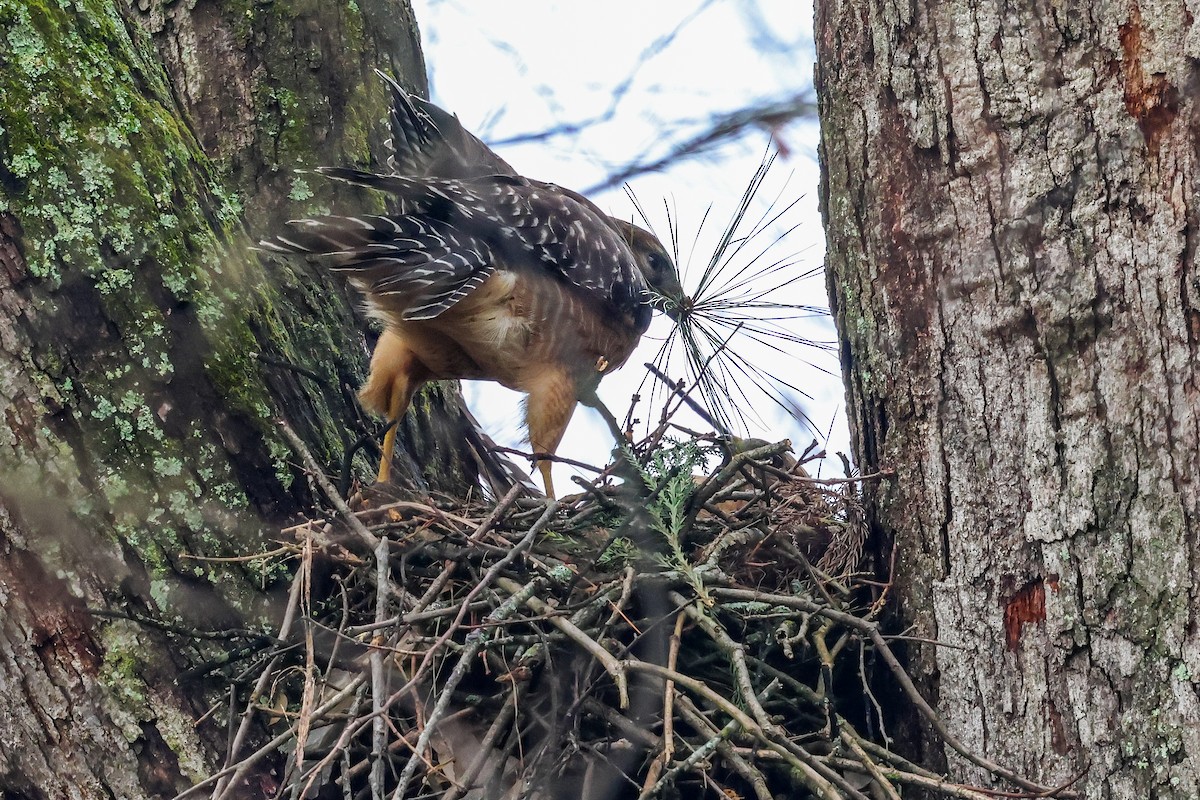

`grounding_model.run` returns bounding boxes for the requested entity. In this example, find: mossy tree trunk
[817,0,1200,796]
[0,1,481,796]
